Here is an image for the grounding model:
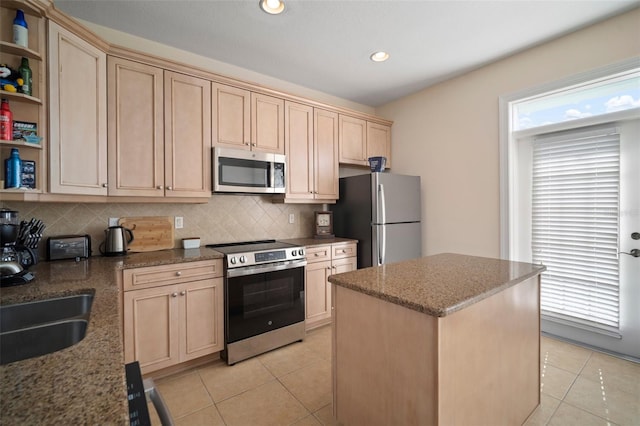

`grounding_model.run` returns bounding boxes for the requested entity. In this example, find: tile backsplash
[2,195,319,256]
